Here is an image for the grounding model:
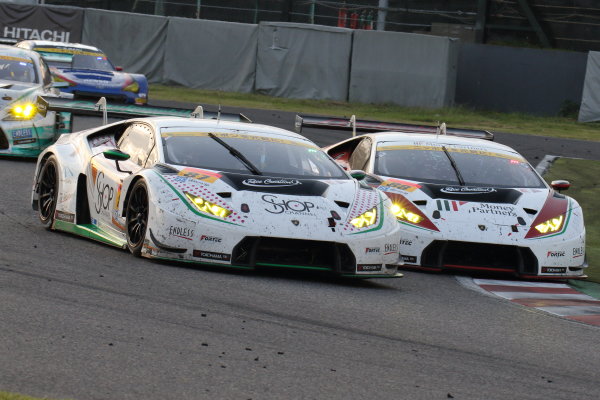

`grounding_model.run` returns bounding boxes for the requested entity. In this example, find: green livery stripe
[53,220,127,248]
[397,220,438,232]
[154,171,241,226]
[255,262,331,271]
